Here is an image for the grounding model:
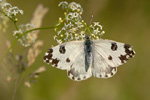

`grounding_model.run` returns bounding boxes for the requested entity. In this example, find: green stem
[0,10,19,30]
[21,26,55,35]
[14,21,18,30]
[87,26,92,34]
[0,10,14,22]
